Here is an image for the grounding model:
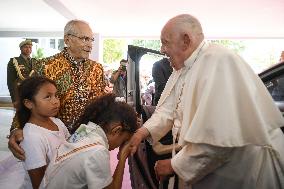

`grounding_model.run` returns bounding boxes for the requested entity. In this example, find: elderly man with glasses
[8,20,106,160]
